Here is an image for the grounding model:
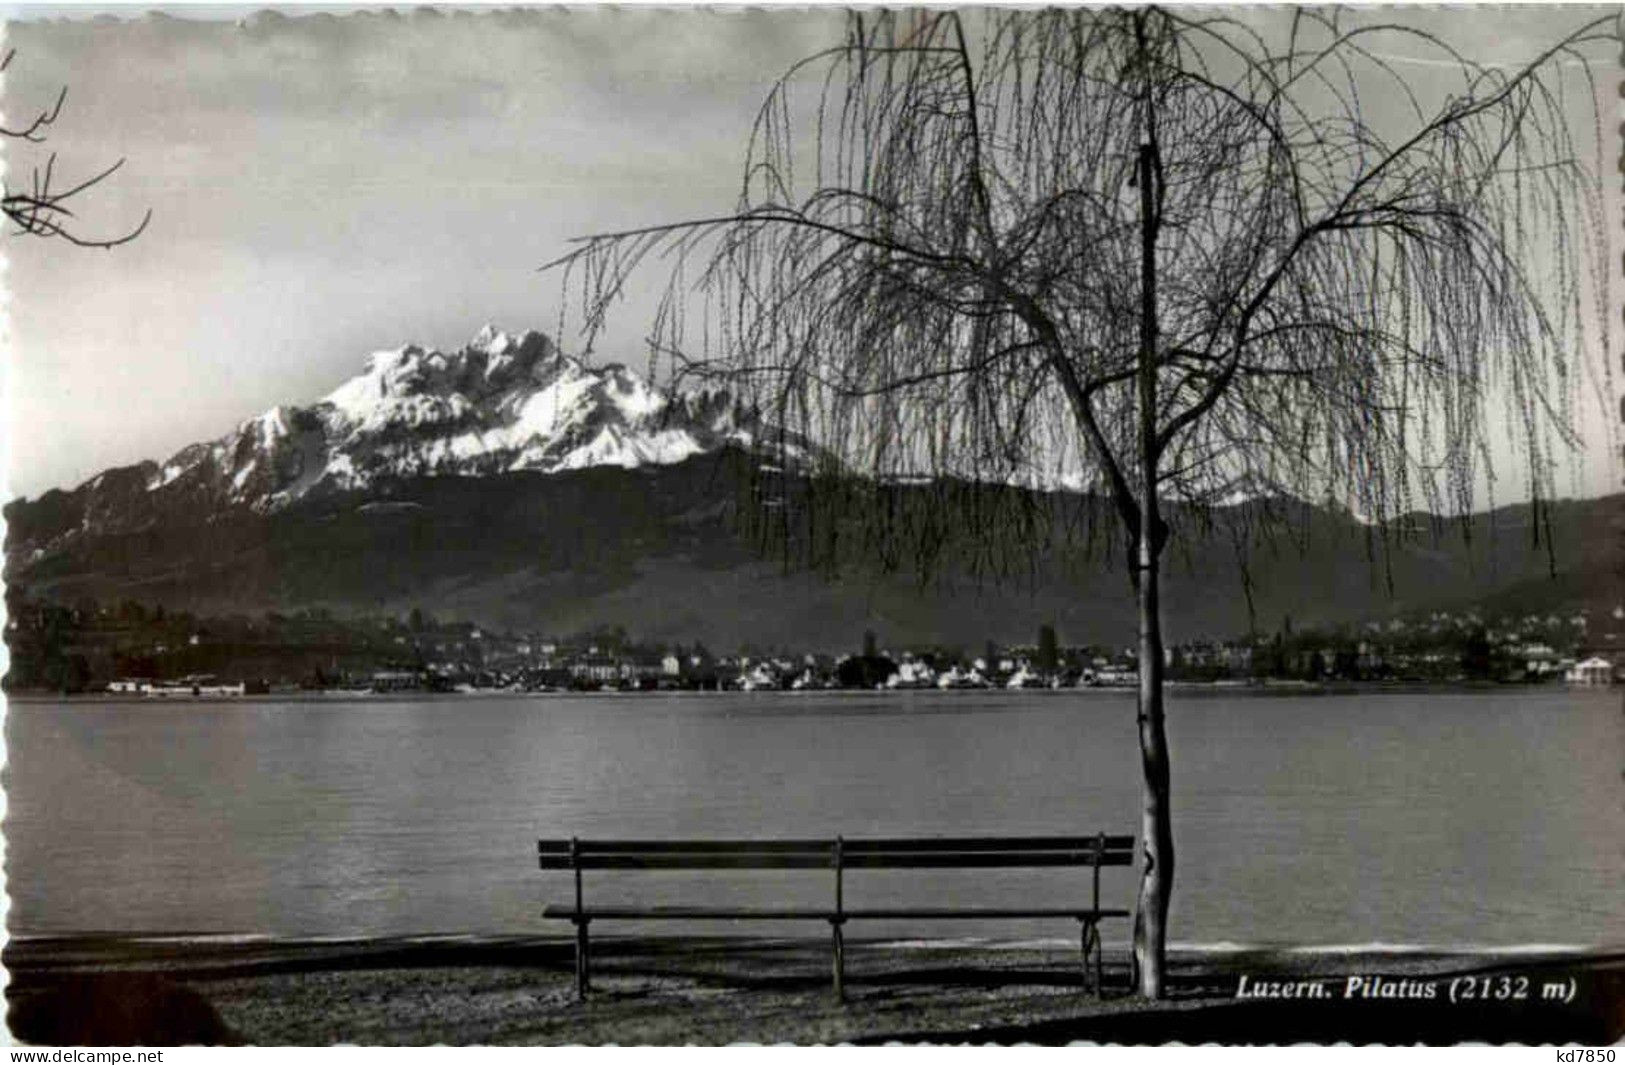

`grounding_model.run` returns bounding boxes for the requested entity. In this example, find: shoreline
[5,679,1604,703]
[7,934,1621,1045]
